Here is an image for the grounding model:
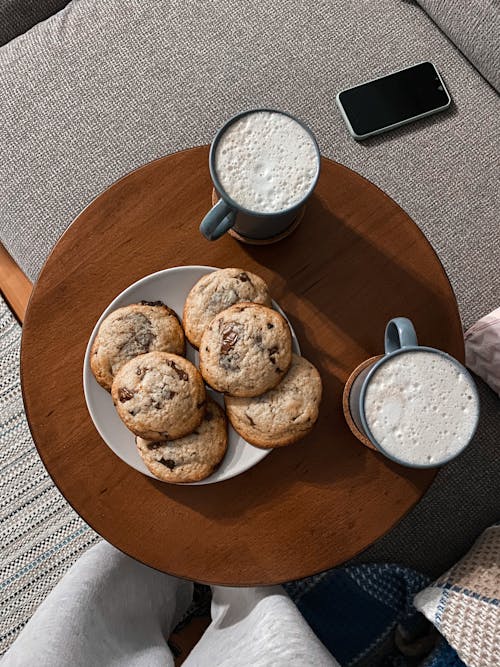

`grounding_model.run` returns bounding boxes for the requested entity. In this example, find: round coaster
[211,188,305,245]
[342,355,384,451]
